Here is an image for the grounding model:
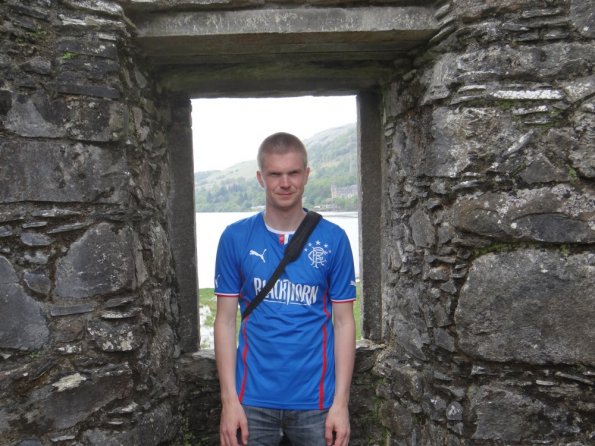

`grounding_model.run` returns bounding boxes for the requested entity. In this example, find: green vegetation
[195,123,358,212]
[472,242,516,257]
[567,166,579,183]
[199,282,362,348]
